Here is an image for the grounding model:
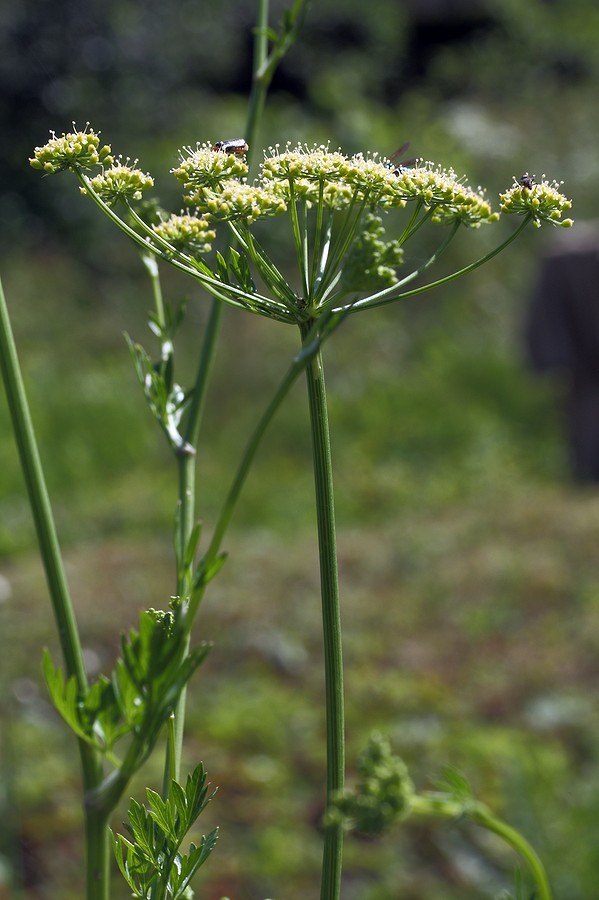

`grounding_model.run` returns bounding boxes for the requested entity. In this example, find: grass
[4,485,599,898]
